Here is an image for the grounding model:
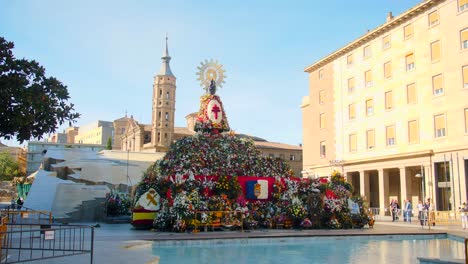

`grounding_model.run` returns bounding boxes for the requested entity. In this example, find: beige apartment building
[75,121,114,145]
[302,0,468,212]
